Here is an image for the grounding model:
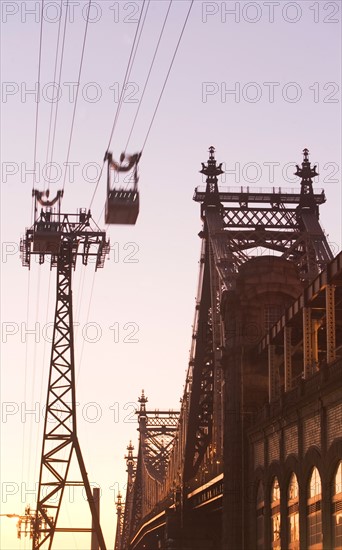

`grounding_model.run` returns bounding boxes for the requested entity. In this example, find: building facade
[222,253,342,550]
